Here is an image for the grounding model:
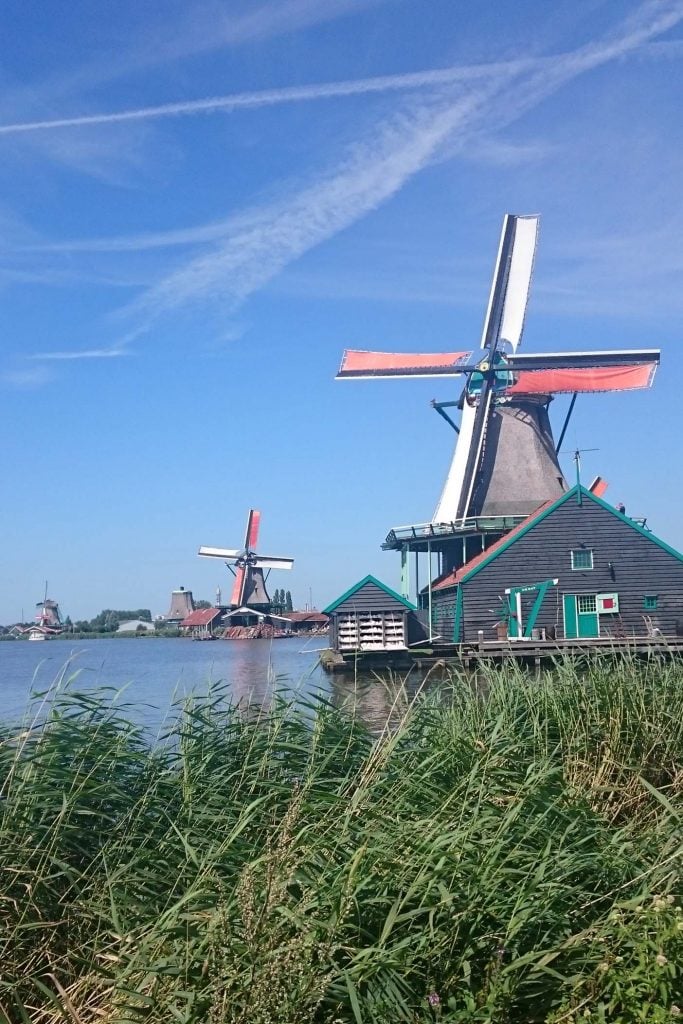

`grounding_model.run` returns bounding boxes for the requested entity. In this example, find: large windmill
[336,214,660,586]
[198,509,294,611]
